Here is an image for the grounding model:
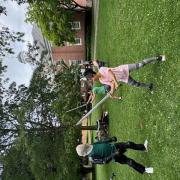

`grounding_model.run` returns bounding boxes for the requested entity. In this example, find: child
[87,84,121,104]
[84,55,166,94]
